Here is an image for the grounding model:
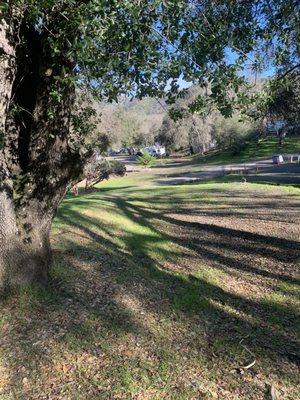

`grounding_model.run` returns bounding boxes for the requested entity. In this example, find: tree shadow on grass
[57,196,299,357]
[1,186,299,398]
[0,244,149,399]
[105,195,300,283]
